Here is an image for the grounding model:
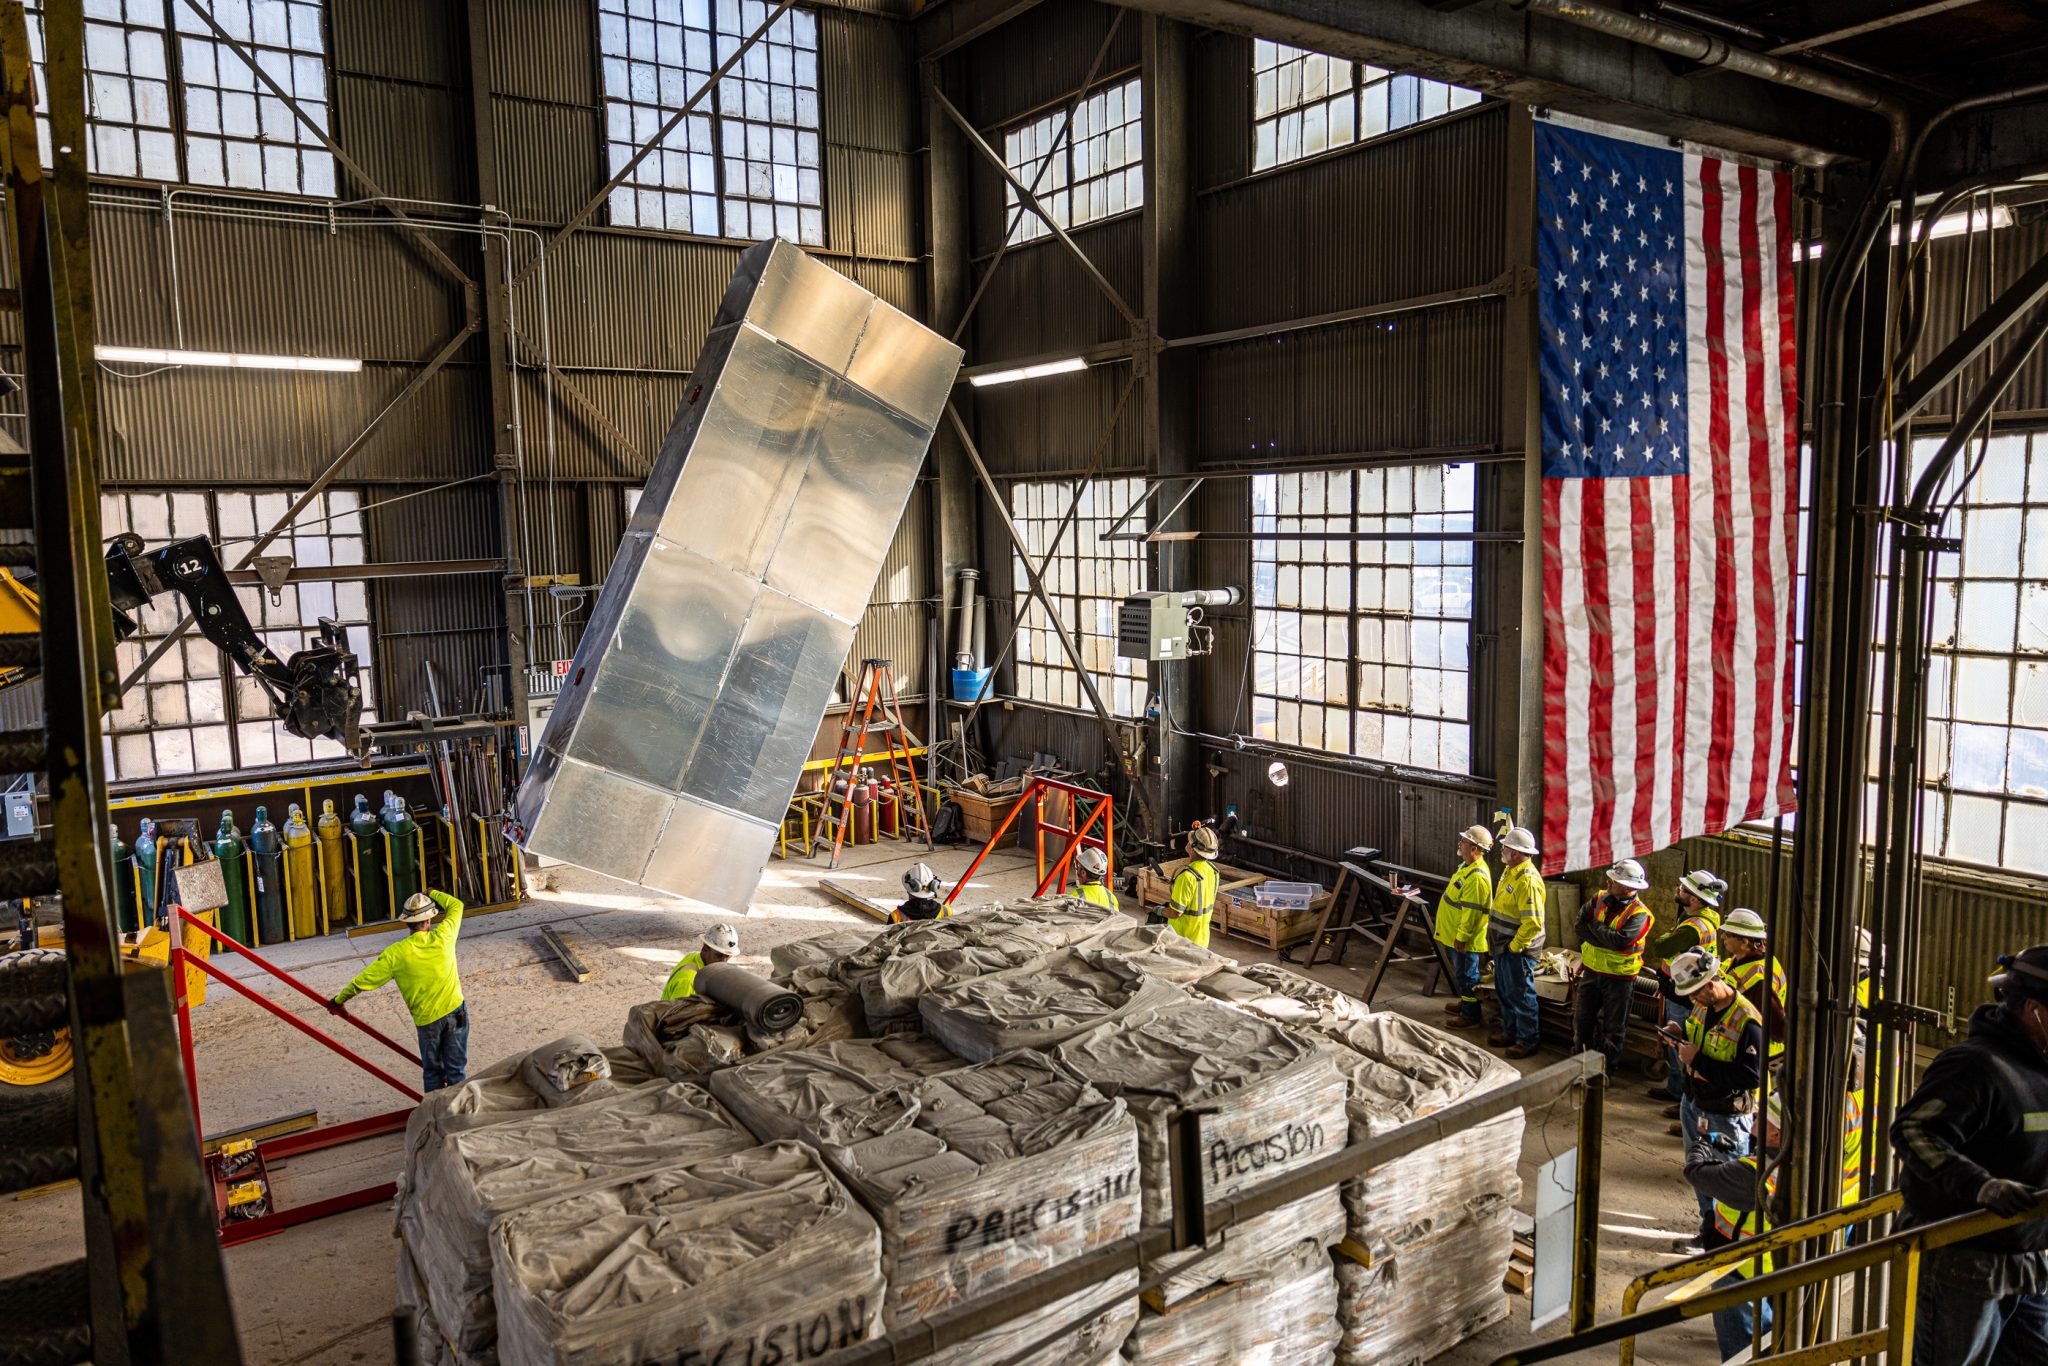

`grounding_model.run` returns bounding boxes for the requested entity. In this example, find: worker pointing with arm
[327,890,468,1092]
